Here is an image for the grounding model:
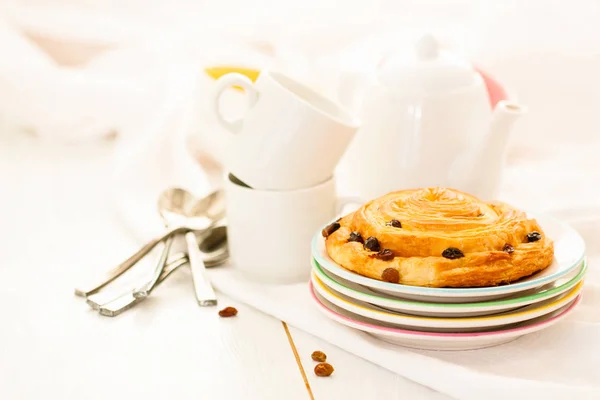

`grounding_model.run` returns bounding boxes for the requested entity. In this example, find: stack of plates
[309,214,587,350]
